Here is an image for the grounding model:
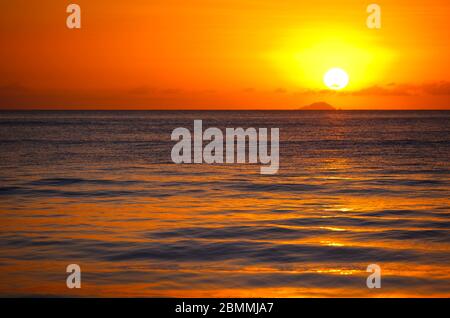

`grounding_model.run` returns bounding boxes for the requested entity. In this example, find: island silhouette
[299,102,337,110]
